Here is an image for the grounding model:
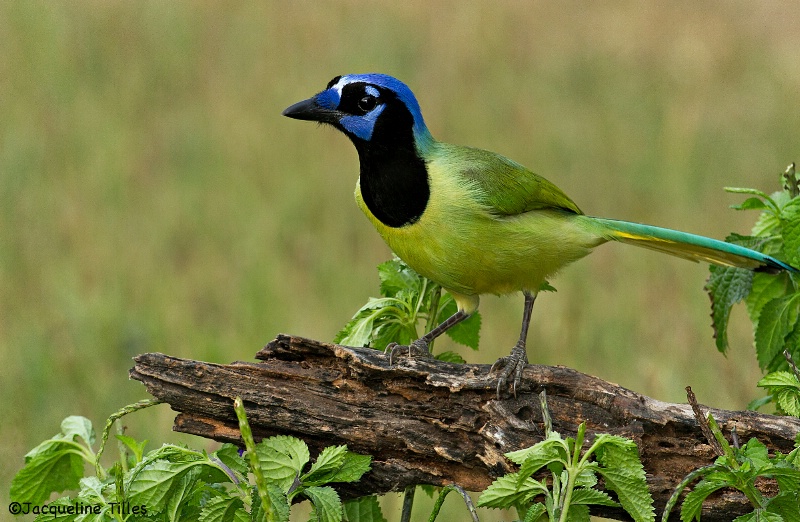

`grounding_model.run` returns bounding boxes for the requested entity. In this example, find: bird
[282,73,798,398]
